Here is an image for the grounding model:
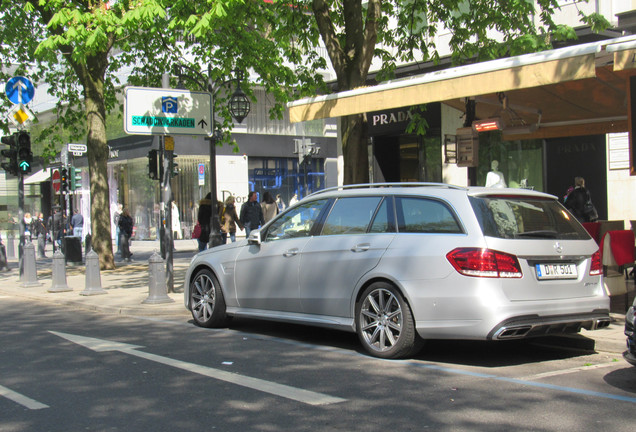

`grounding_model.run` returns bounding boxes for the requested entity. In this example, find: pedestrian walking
[219,195,240,244]
[565,176,598,222]
[118,208,134,262]
[113,203,123,255]
[276,194,286,213]
[24,212,33,242]
[47,207,64,253]
[239,191,264,237]
[70,209,84,239]
[196,193,212,251]
[261,191,278,224]
[0,234,8,271]
[33,213,48,258]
